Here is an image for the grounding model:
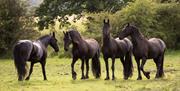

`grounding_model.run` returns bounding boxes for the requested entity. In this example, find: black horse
[119,23,166,80]
[13,32,59,81]
[102,19,133,80]
[63,30,101,80]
